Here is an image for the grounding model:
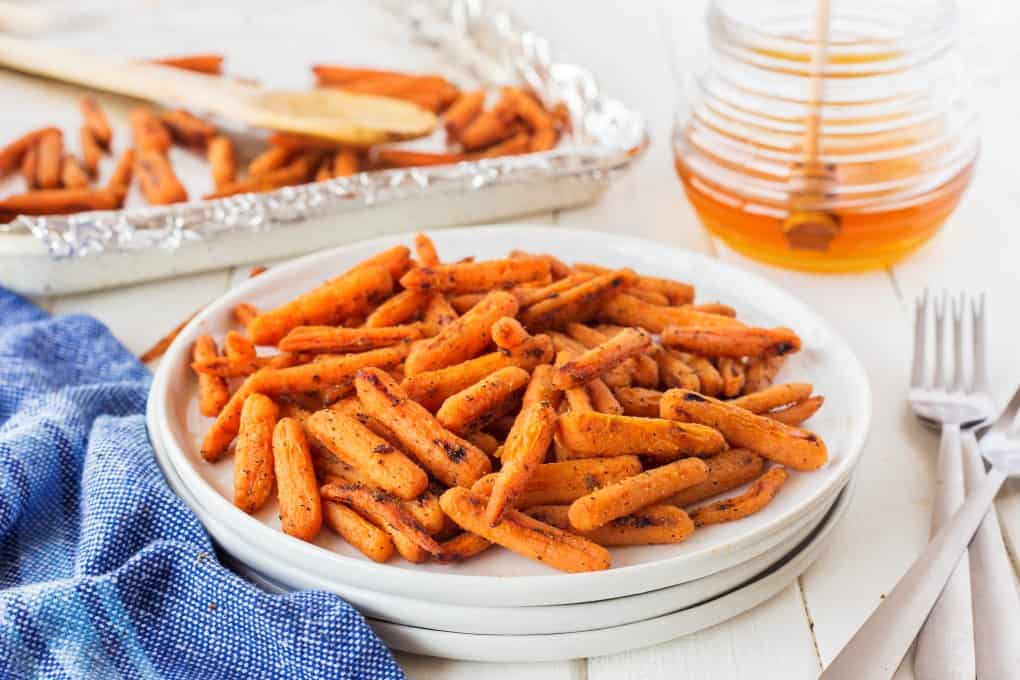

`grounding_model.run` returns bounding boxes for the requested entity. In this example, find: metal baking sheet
[0,0,647,295]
